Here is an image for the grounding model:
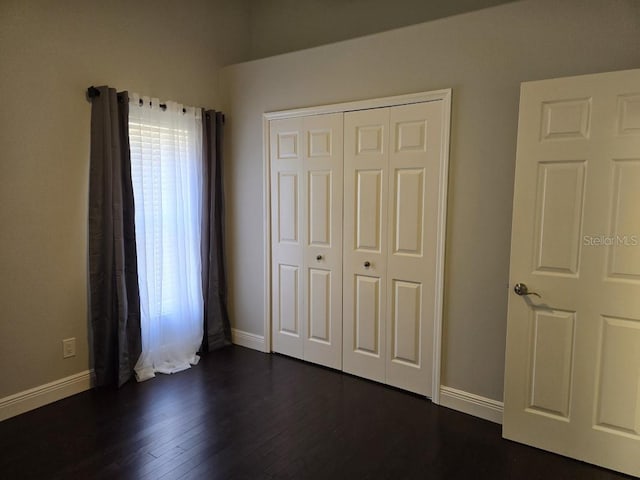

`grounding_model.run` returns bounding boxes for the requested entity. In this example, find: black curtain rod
[136,98,182,113]
[87,86,172,110]
[87,86,221,119]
